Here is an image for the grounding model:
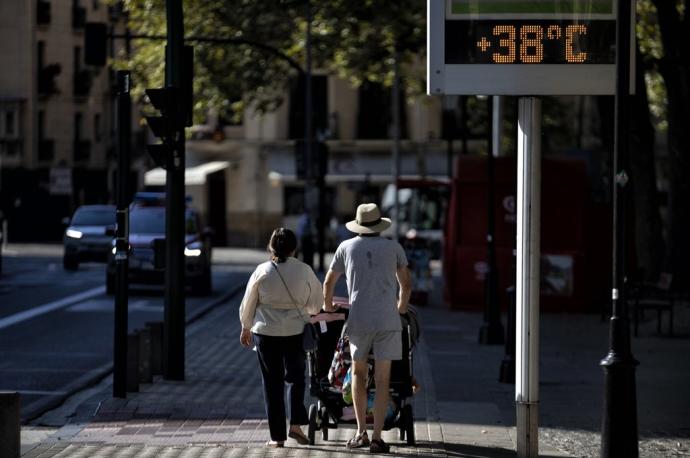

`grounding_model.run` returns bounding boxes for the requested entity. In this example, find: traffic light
[145,87,181,169]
